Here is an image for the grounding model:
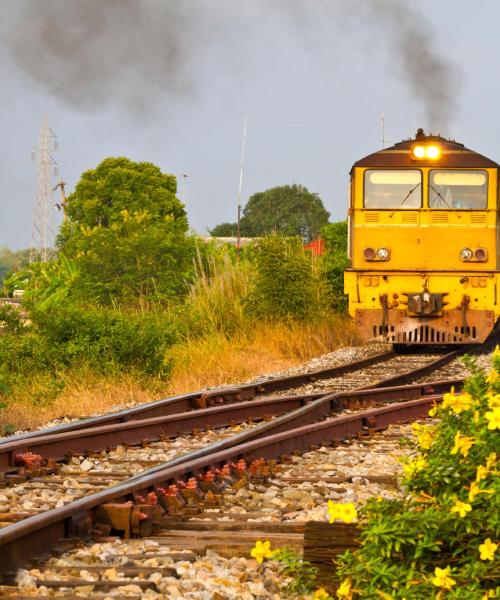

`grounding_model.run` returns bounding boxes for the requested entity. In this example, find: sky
[0,0,499,249]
